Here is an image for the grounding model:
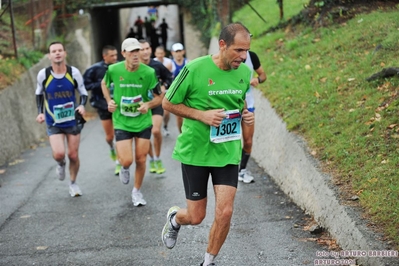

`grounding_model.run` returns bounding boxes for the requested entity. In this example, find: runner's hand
[108,100,117,113]
[201,109,226,127]
[36,113,45,124]
[242,108,254,125]
[75,105,86,116]
[137,102,149,114]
